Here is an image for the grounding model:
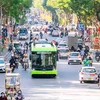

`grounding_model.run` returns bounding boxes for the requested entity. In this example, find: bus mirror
[30,55,31,60]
